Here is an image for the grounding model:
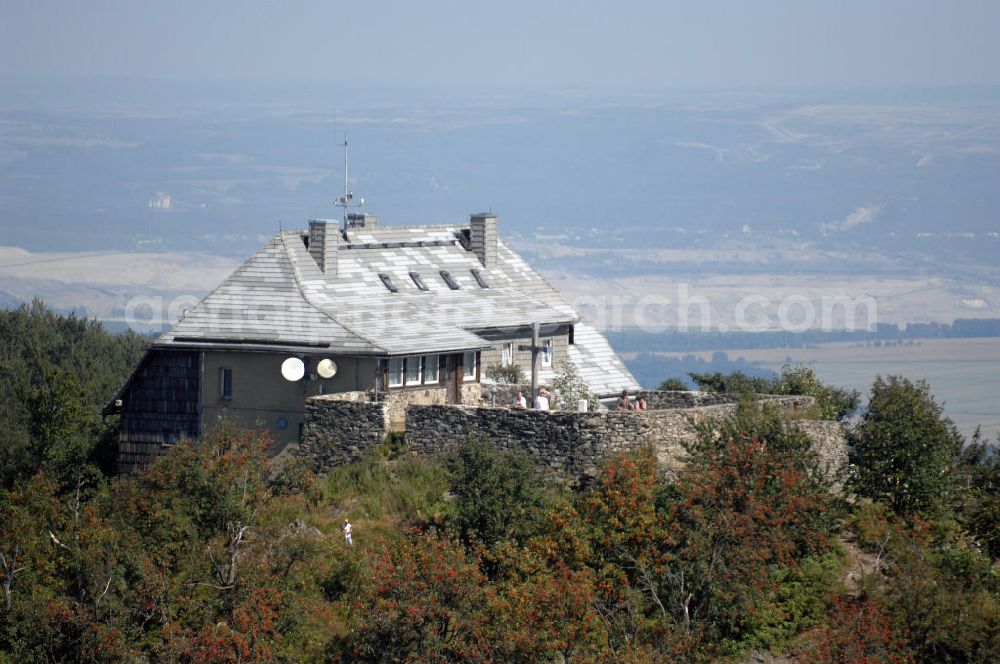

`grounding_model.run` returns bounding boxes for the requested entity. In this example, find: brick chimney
[308,219,339,274]
[469,213,497,268]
